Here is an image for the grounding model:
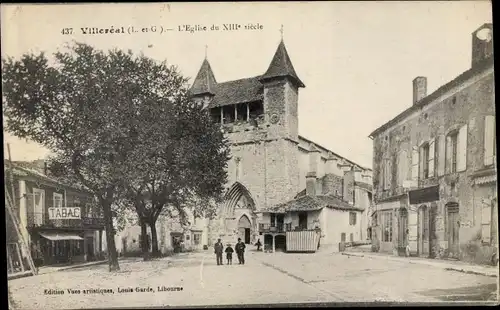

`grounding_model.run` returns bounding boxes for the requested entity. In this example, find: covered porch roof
[256,195,364,214]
